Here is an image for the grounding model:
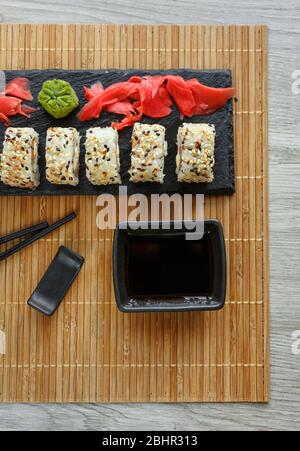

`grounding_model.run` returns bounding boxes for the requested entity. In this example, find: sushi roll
[46,127,80,186]
[129,123,167,183]
[176,123,216,183]
[85,127,121,185]
[0,127,40,189]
